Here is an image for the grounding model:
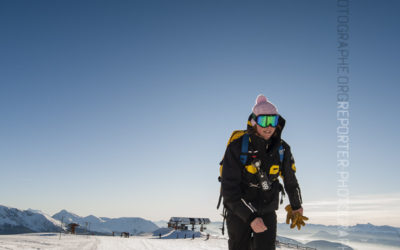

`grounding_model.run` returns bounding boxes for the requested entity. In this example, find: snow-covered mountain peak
[83,215,105,224]
[0,205,60,233]
[53,210,80,219]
